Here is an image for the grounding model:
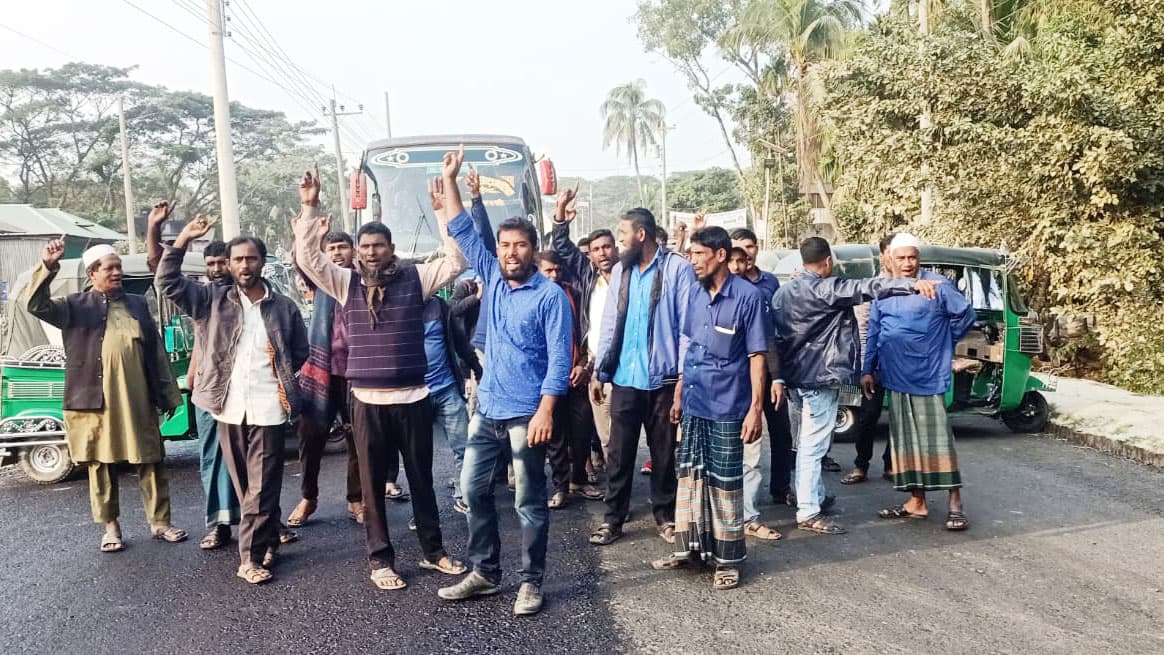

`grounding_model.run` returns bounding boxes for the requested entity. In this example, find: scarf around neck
[358,257,401,328]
